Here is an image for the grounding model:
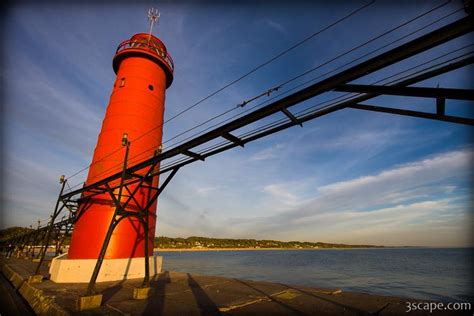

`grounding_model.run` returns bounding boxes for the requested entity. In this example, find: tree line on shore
[0,227,382,249]
[154,236,382,249]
